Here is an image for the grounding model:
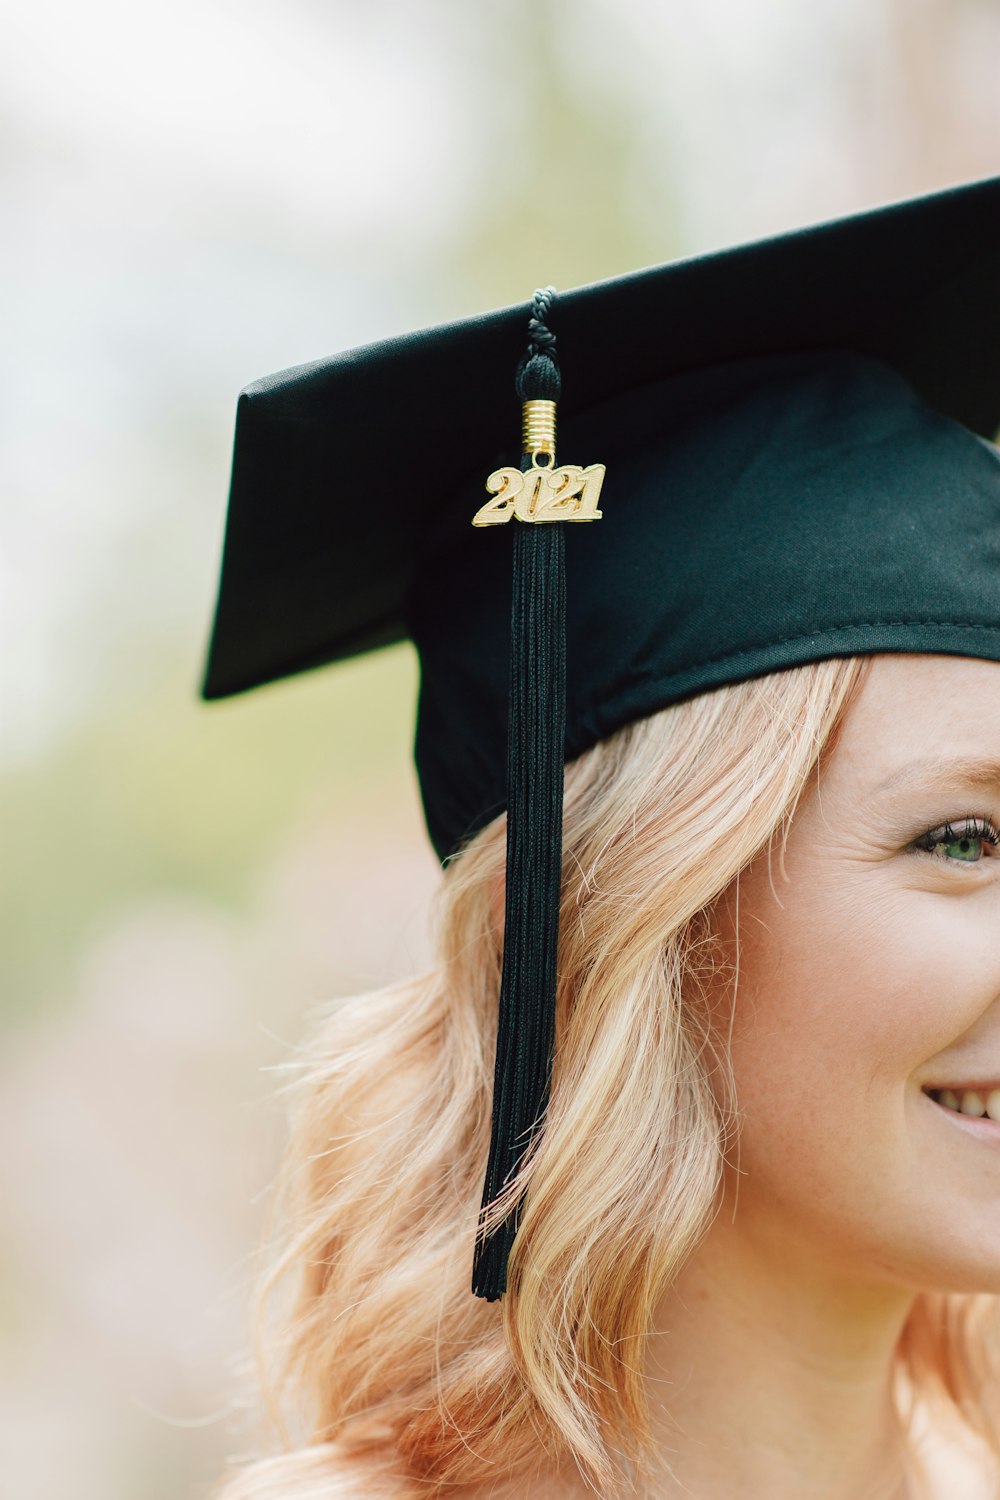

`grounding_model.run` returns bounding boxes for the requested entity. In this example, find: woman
[203,178,1000,1497]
